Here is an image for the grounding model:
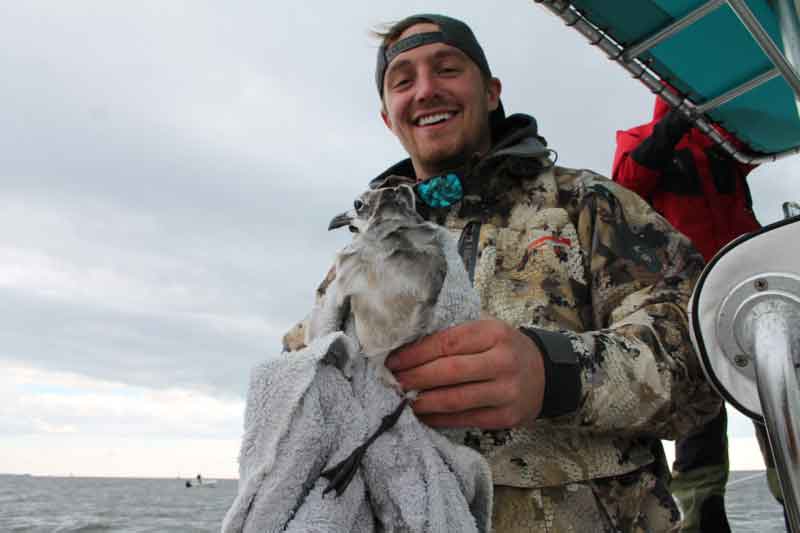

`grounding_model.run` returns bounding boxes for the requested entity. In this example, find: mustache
[410,98,457,116]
